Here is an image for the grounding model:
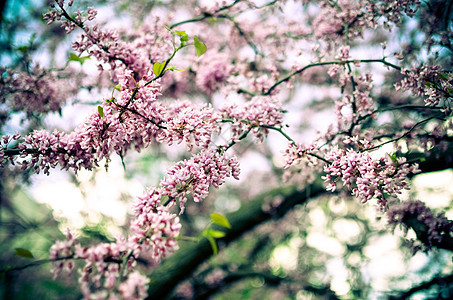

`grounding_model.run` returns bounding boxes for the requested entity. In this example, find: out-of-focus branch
[389,273,453,299]
[192,269,285,300]
[146,181,327,299]
[146,142,453,299]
